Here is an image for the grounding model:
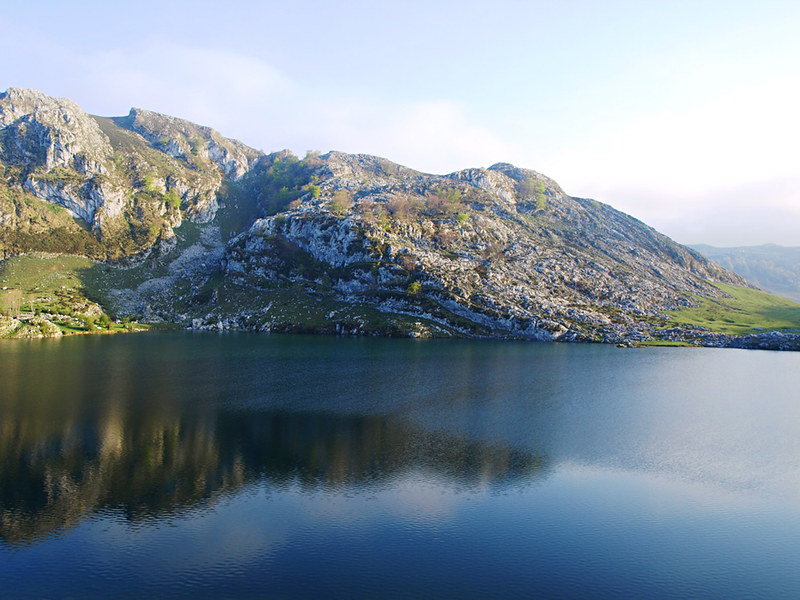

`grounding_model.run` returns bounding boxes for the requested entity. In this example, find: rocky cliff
[0,88,263,259]
[2,88,796,347]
